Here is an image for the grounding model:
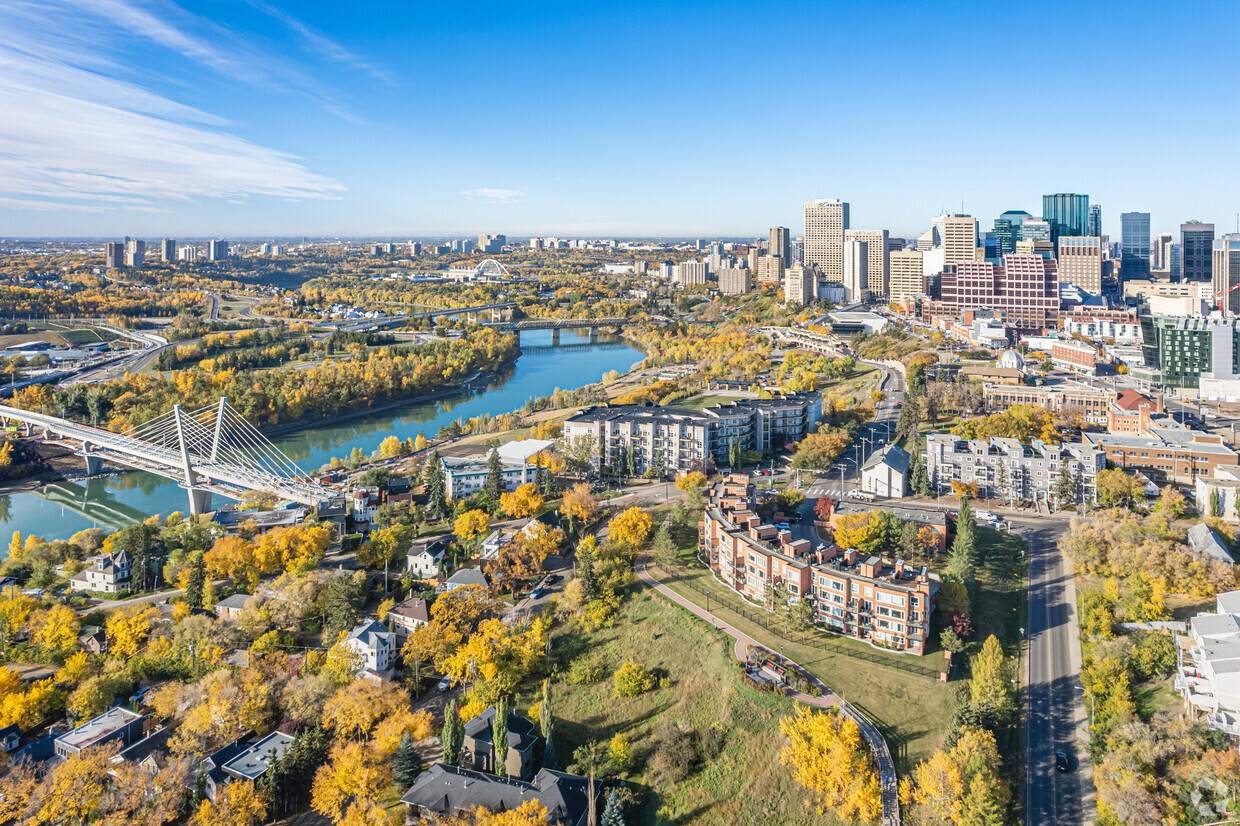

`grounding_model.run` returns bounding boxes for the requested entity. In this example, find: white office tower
[842,239,869,303]
[783,263,816,306]
[845,229,889,297]
[803,199,850,282]
[124,238,146,268]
